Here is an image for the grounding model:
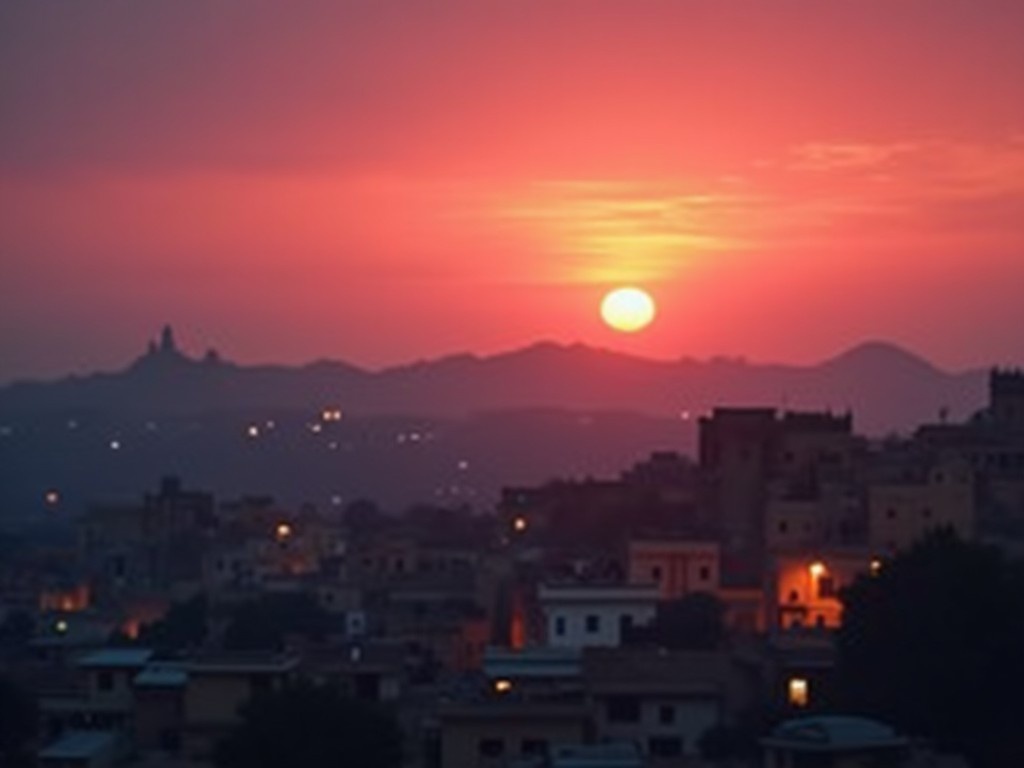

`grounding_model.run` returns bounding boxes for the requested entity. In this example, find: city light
[109,439,121,451]
[44,490,60,506]
[870,558,883,576]
[494,678,513,694]
[55,619,68,635]
[247,425,260,438]
[275,522,293,541]
[321,408,343,422]
[809,561,827,579]
[788,677,809,707]
[513,516,528,533]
